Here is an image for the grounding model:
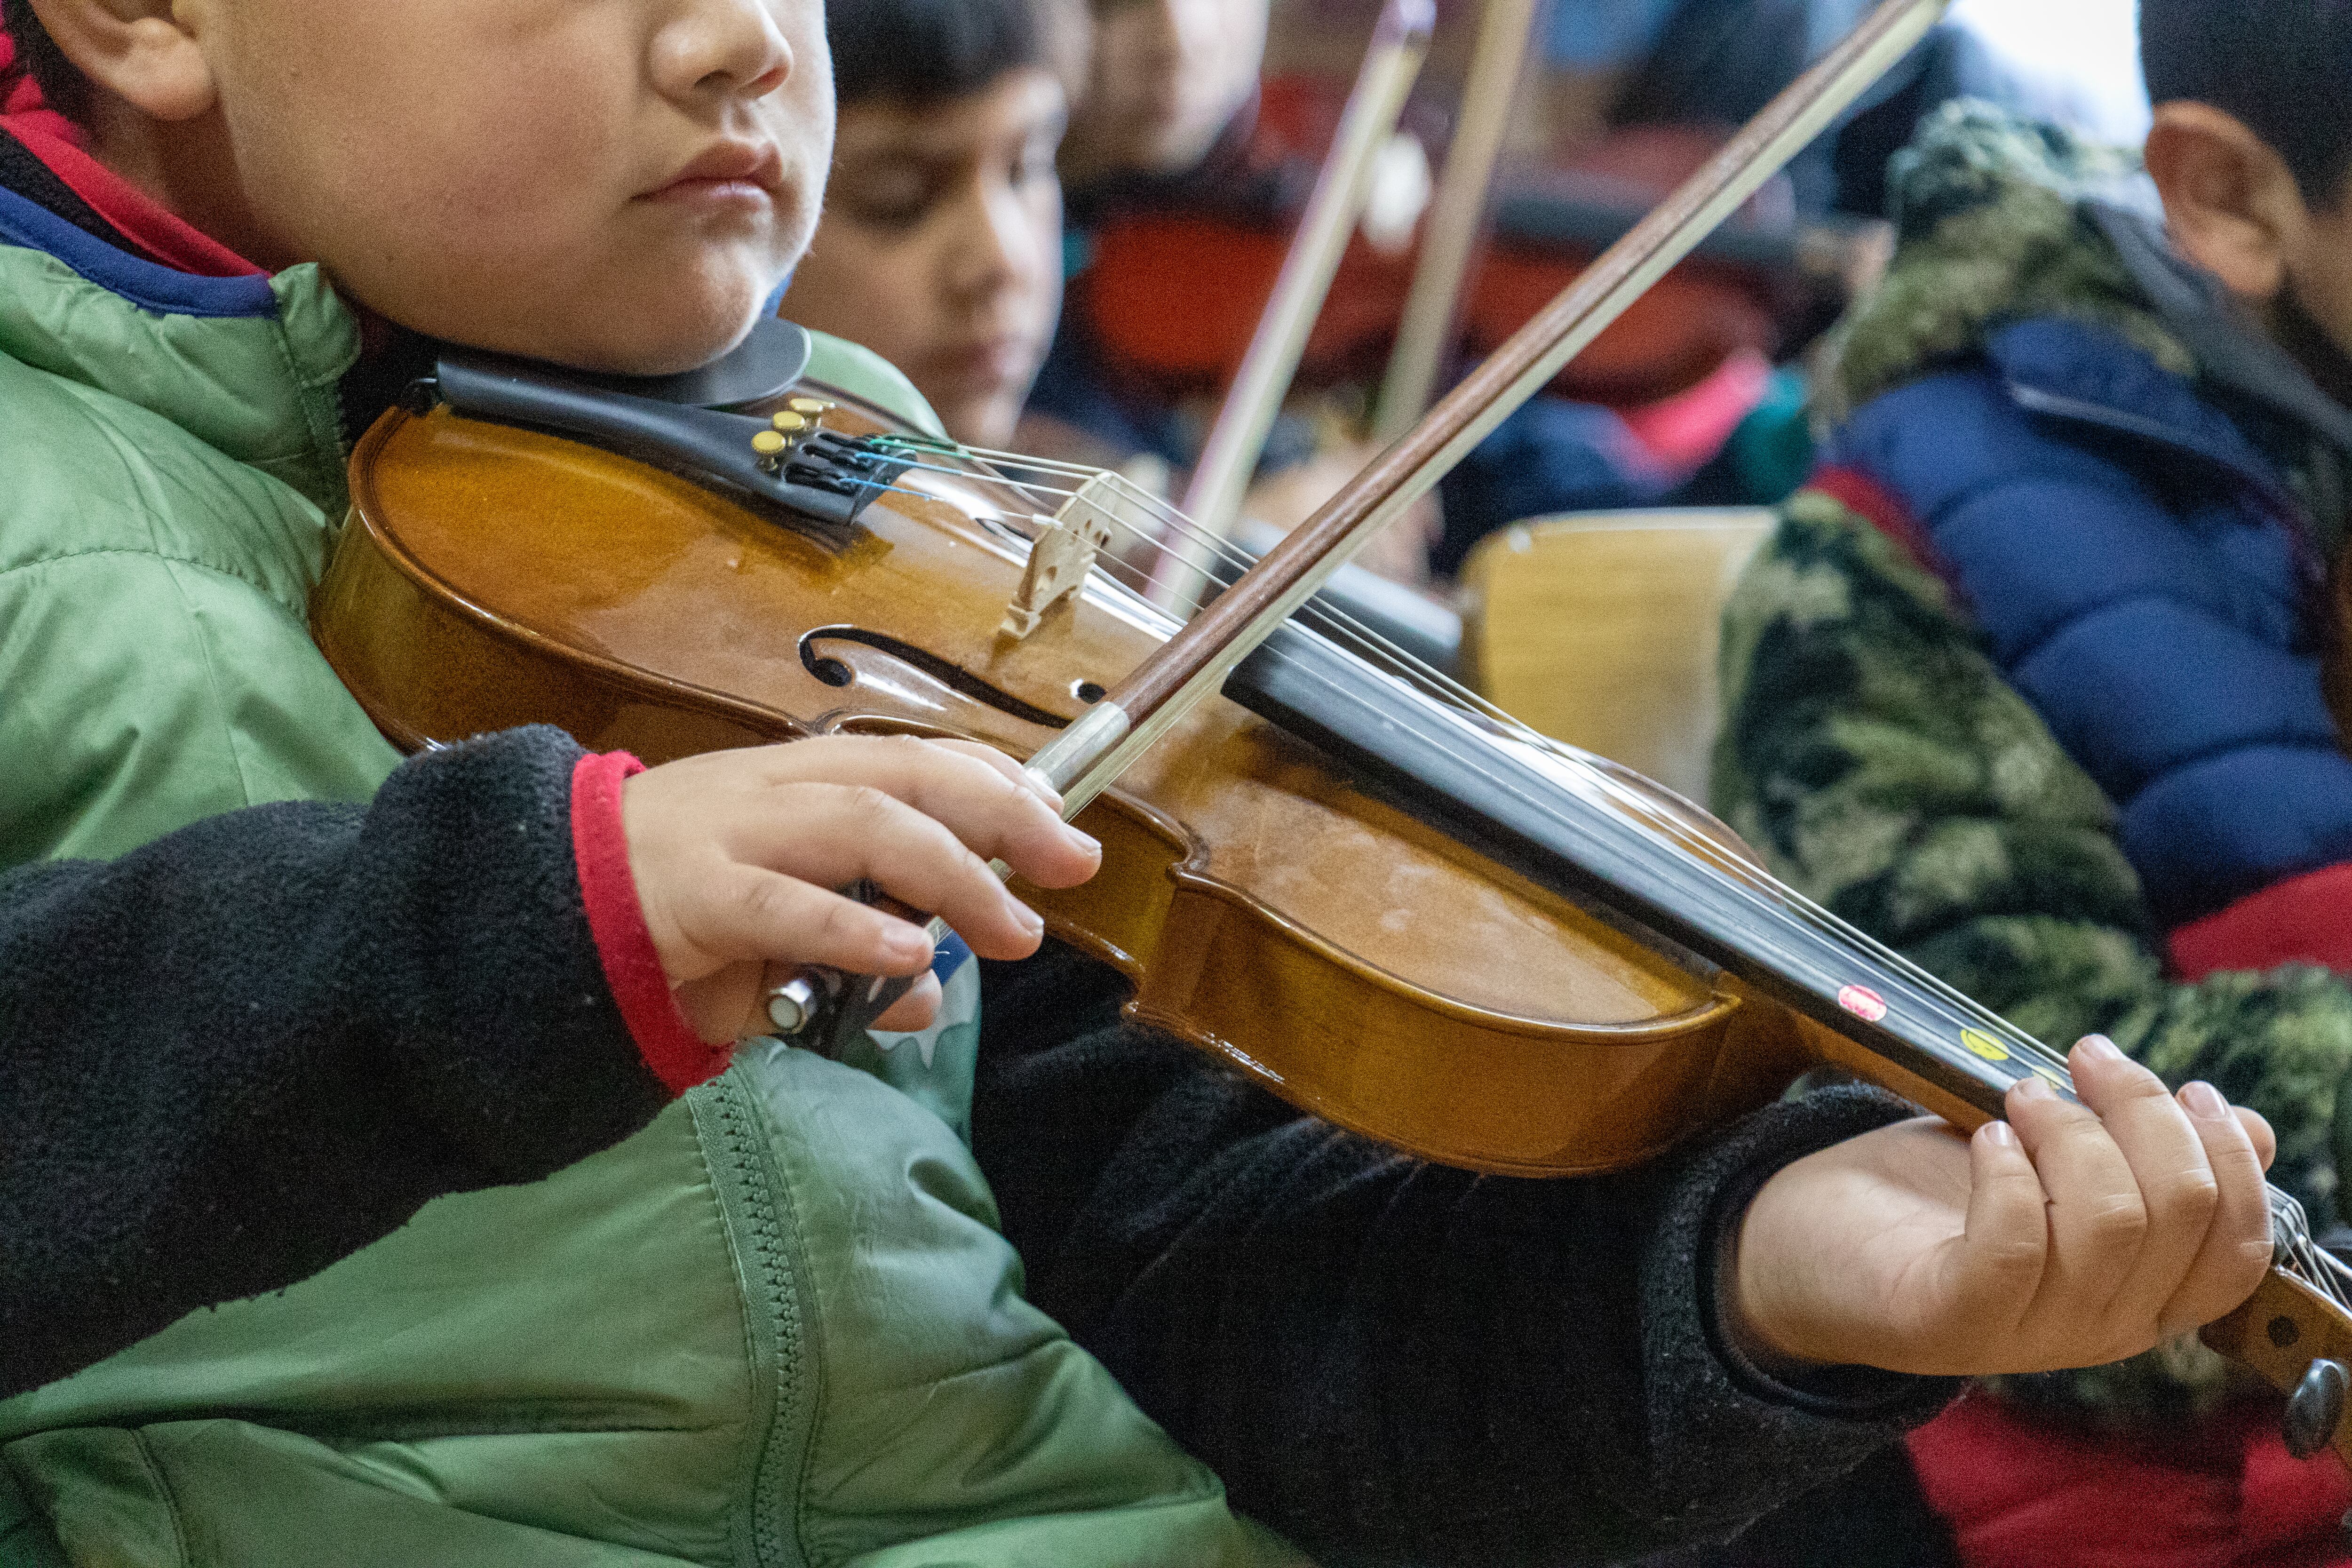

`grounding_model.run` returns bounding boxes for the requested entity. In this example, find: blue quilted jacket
[1819,208,2352,930]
